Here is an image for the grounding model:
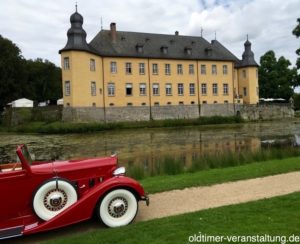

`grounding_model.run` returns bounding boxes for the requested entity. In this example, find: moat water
[1,119,300,176]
